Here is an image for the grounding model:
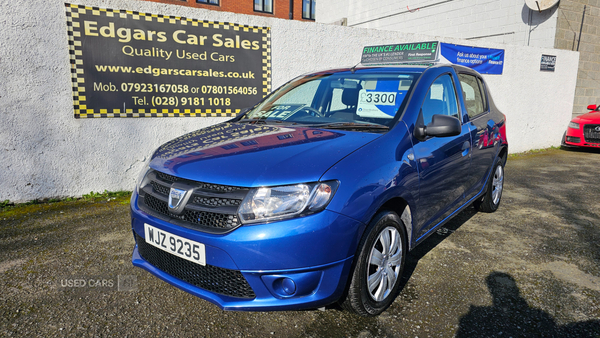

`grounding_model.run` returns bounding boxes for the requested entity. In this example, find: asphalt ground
[1,147,599,337]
